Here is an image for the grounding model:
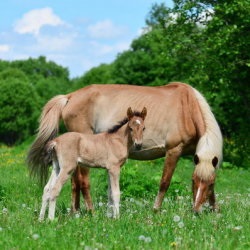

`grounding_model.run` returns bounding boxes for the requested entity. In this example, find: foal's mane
[107,111,142,134]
